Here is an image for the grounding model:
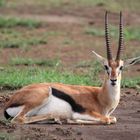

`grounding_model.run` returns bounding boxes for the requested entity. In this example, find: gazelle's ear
[92,51,106,65]
[124,56,140,67]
